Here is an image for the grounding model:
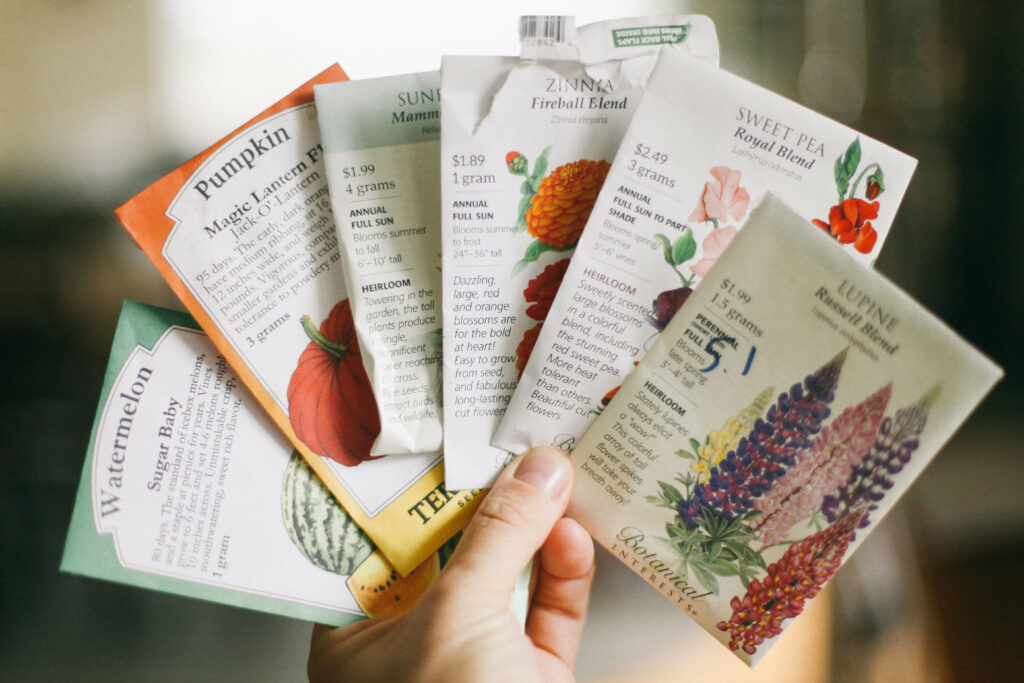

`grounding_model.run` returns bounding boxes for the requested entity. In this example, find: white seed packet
[316,72,443,455]
[494,50,917,456]
[441,15,720,488]
[567,193,1002,666]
